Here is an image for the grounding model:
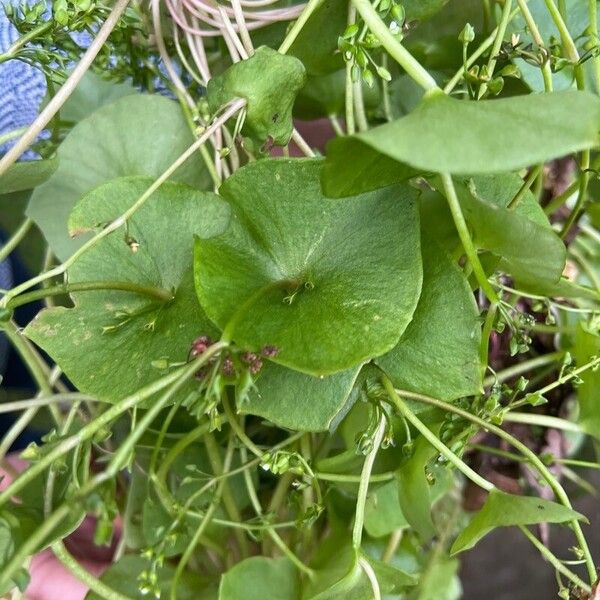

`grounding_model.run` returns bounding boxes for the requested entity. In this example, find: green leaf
[25,177,229,404]
[243,363,361,431]
[207,46,306,150]
[0,157,58,194]
[376,232,482,400]
[365,462,453,538]
[574,323,600,440]
[86,555,212,600]
[60,71,136,123]
[321,139,419,198]
[219,557,299,600]
[403,0,450,20]
[195,158,422,376]
[325,90,600,176]
[455,177,566,286]
[451,489,586,554]
[396,426,442,539]
[288,0,346,76]
[27,94,212,261]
